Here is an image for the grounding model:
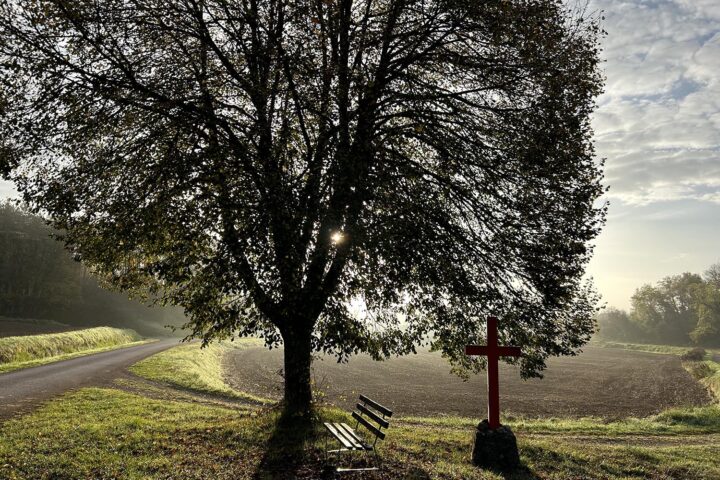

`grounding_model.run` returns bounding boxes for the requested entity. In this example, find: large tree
[630,273,704,345]
[0,0,605,413]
